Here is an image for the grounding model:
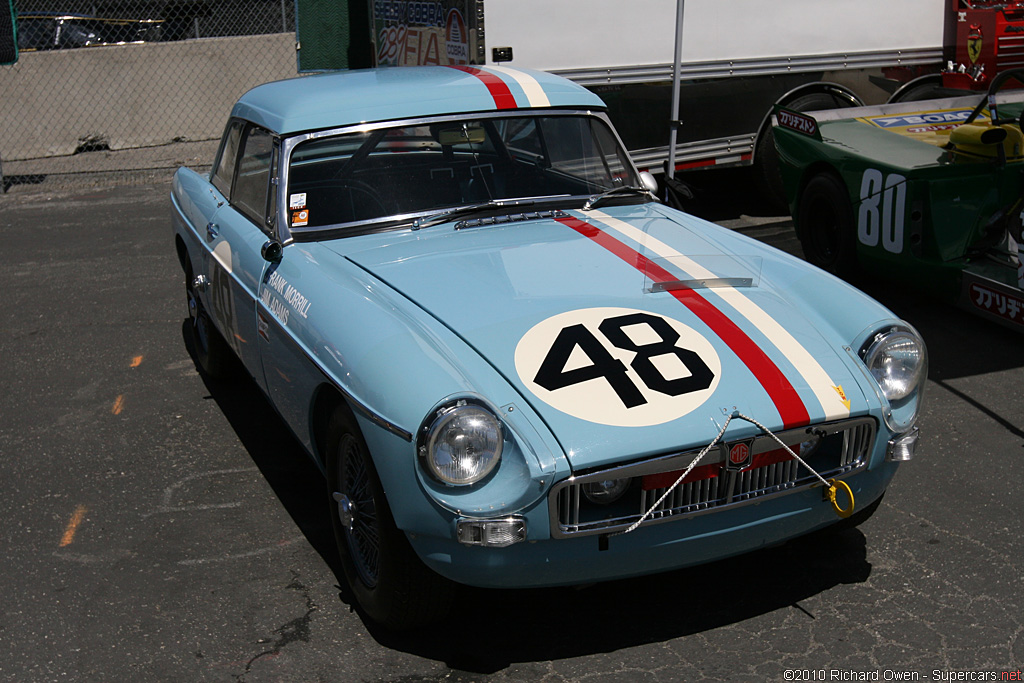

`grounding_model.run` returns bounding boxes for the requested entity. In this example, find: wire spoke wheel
[183,261,232,378]
[326,409,456,629]
[337,434,381,588]
[192,297,213,358]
